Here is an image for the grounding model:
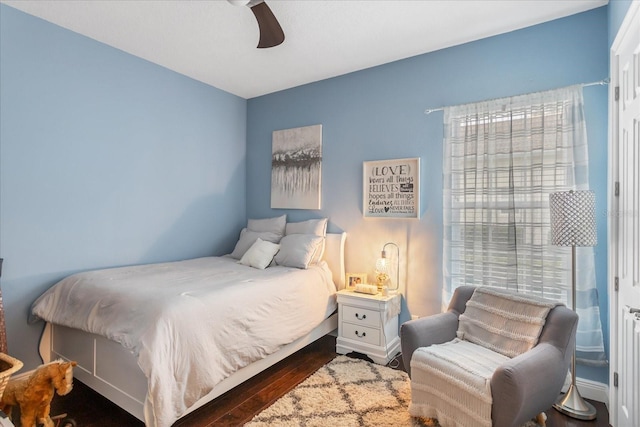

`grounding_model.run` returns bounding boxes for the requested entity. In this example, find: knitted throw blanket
[410,339,509,427]
[457,287,560,358]
[409,287,559,427]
